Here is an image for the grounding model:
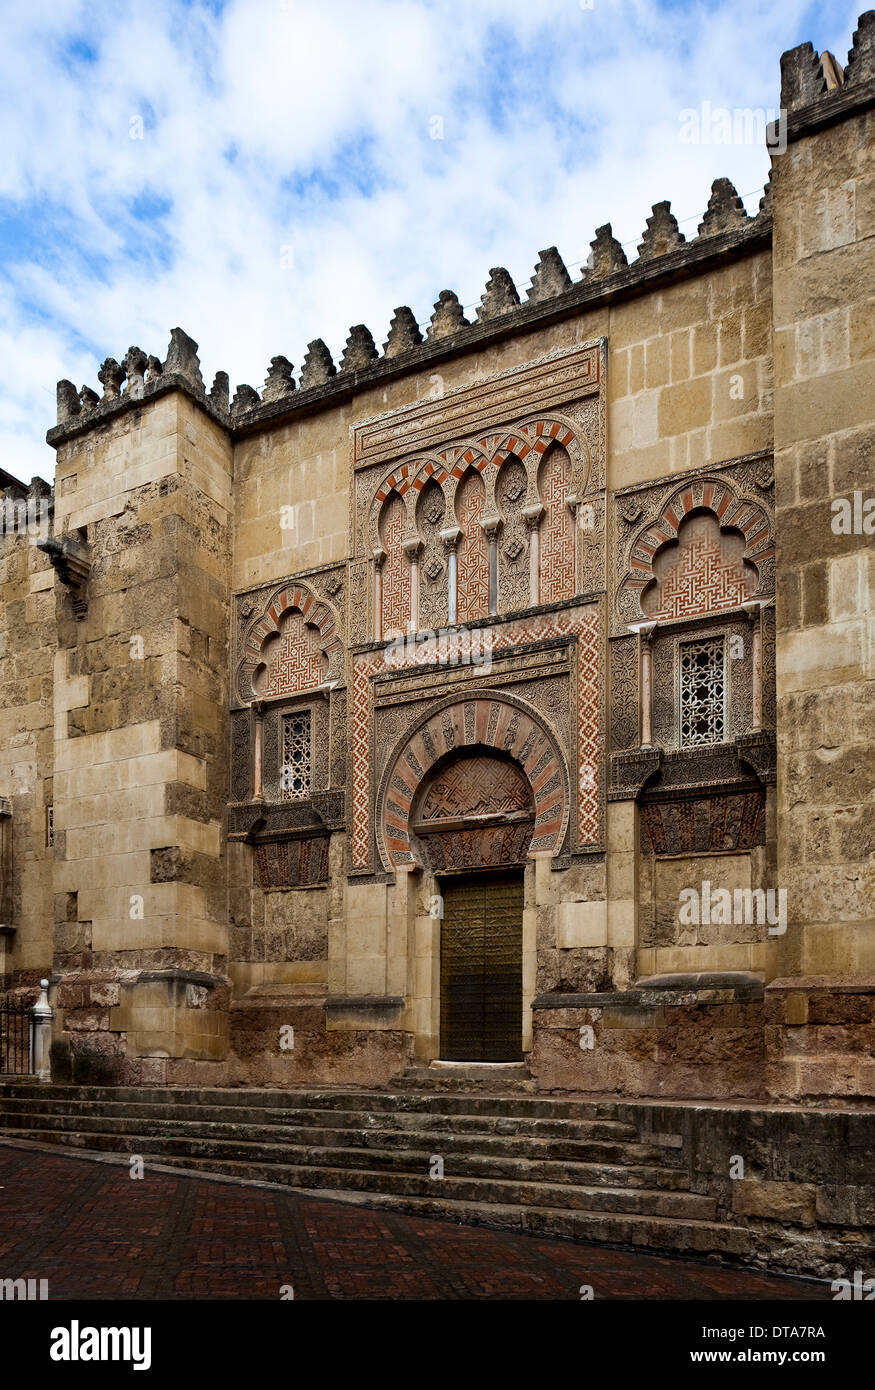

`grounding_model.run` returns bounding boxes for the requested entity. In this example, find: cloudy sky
[0,0,861,481]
